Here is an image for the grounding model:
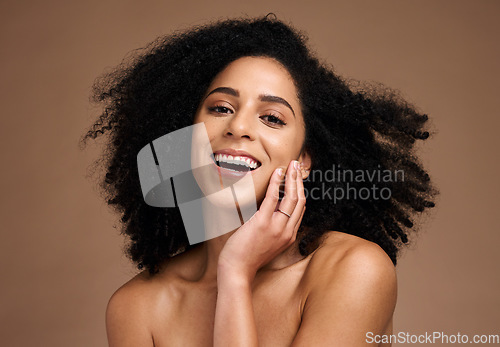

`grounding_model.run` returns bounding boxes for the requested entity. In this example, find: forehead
[207,56,299,103]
